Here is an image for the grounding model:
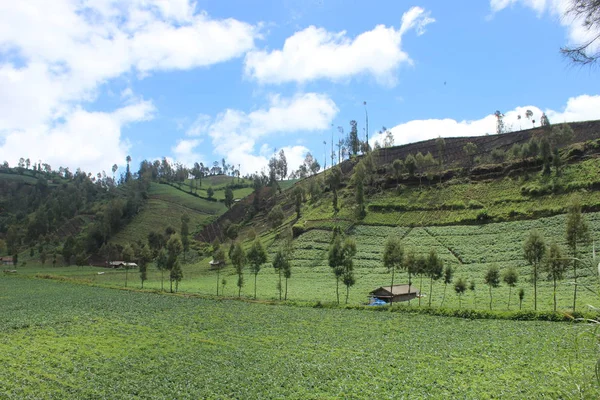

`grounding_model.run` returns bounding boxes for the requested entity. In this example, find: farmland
[17,211,600,312]
[1,277,598,398]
